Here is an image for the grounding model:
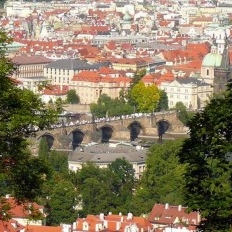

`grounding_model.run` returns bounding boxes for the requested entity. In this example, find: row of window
[164,87,190,93]
[169,94,190,99]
